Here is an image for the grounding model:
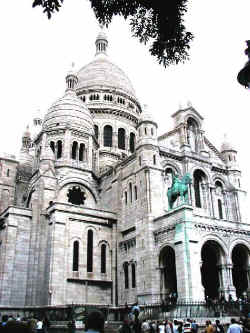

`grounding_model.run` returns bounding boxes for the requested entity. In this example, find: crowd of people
[0,314,50,332]
[118,317,247,333]
[0,307,250,333]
